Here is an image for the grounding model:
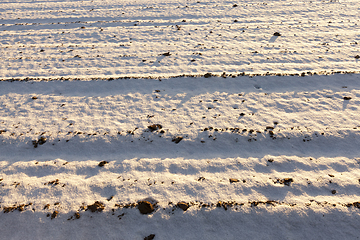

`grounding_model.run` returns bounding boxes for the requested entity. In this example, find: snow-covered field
[1,0,360,79]
[1,0,360,239]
